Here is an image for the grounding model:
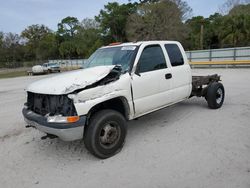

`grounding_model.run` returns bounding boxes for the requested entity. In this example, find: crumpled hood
[27,65,116,95]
